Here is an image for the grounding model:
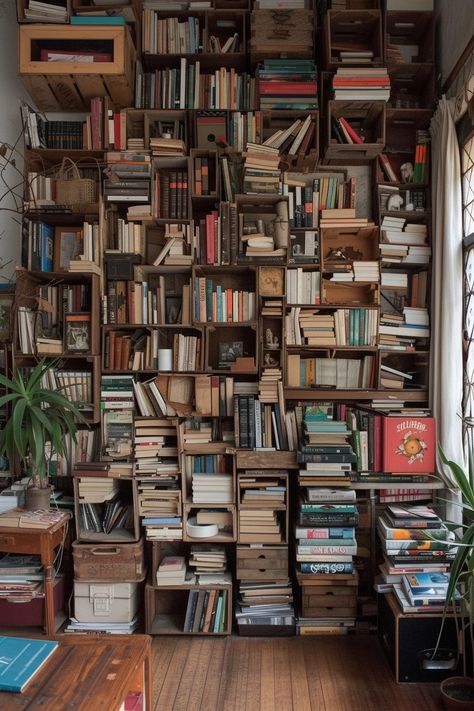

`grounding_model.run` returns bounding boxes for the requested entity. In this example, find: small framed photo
[0,293,13,342]
[218,341,243,368]
[54,227,83,272]
[165,296,182,324]
[64,313,91,353]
